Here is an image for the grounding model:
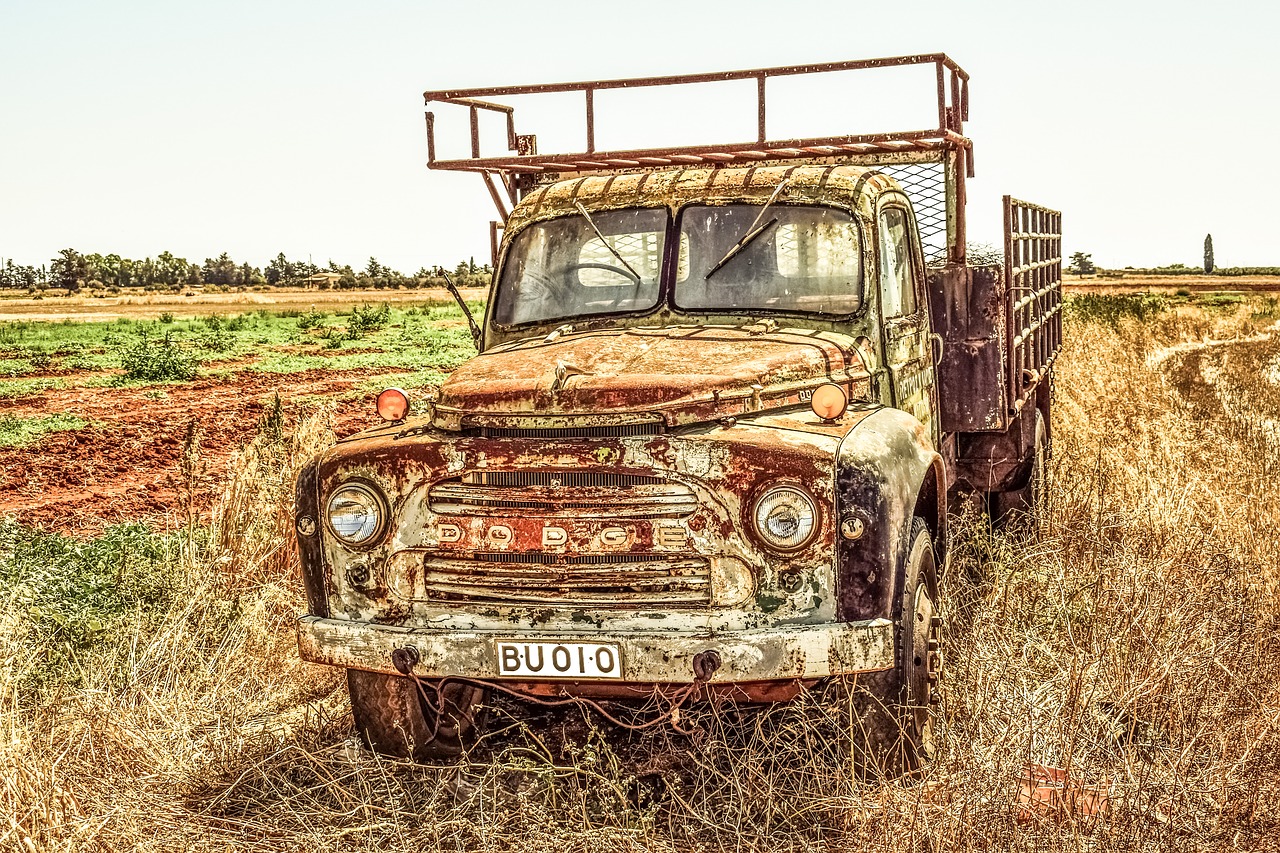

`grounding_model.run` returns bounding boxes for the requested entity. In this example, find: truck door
[877,201,939,448]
